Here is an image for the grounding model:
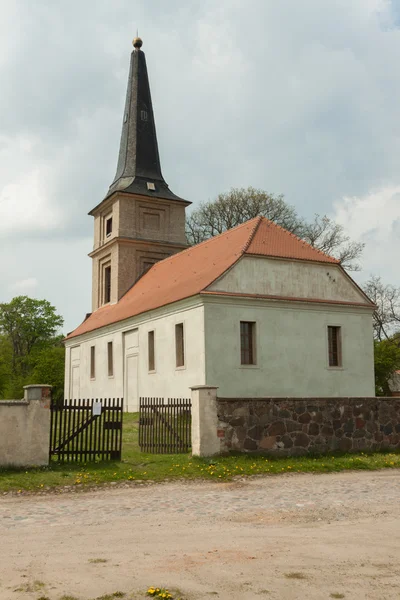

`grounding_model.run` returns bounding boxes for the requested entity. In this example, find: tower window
[104,266,111,304]
[106,217,113,237]
[140,110,148,121]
